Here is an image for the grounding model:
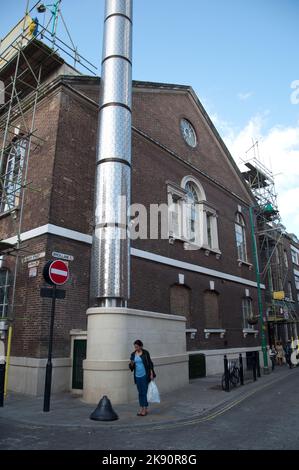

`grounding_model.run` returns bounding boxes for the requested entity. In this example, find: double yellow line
[146,370,295,431]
